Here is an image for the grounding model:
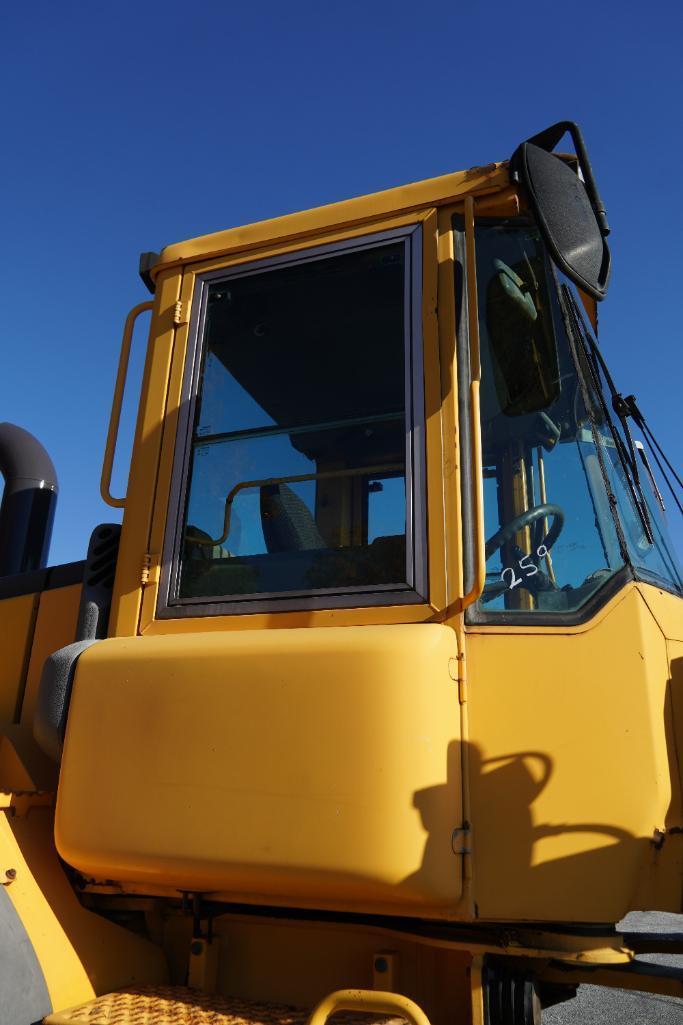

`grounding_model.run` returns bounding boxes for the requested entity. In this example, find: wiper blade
[557,284,631,565]
[578,316,683,521]
[621,394,683,517]
[585,342,654,542]
[561,285,654,545]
